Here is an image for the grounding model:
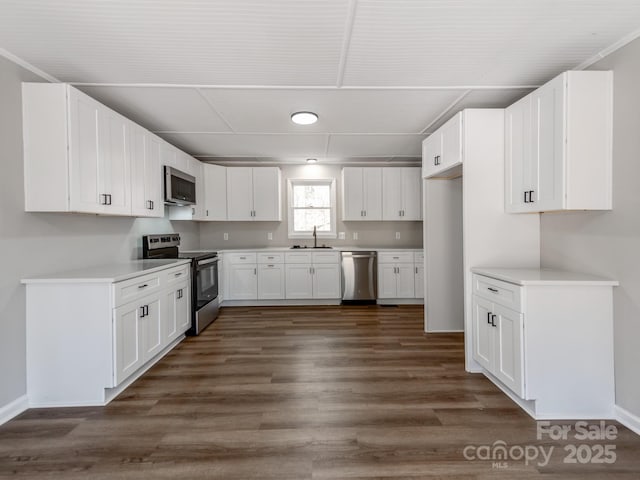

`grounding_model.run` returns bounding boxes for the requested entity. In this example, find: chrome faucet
[313,225,317,248]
